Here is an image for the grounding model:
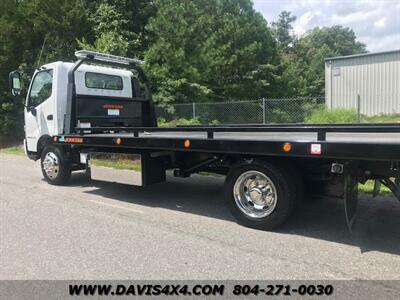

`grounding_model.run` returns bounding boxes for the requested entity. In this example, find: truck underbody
[51,124,400,230]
